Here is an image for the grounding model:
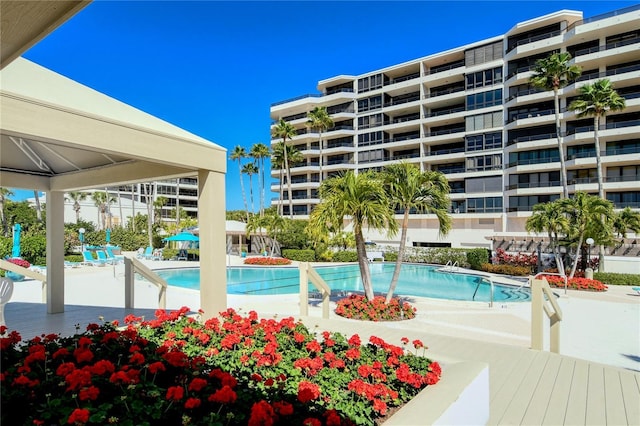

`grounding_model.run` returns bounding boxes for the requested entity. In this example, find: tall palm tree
[241,162,259,214]
[0,187,14,236]
[250,143,271,217]
[271,142,303,217]
[230,145,250,222]
[272,119,297,218]
[612,207,640,238]
[383,163,452,303]
[526,199,570,277]
[306,106,334,184]
[33,191,43,227]
[559,192,613,278]
[529,52,582,199]
[309,171,398,300]
[91,191,107,230]
[568,79,626,199]
[66,191,87,223]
